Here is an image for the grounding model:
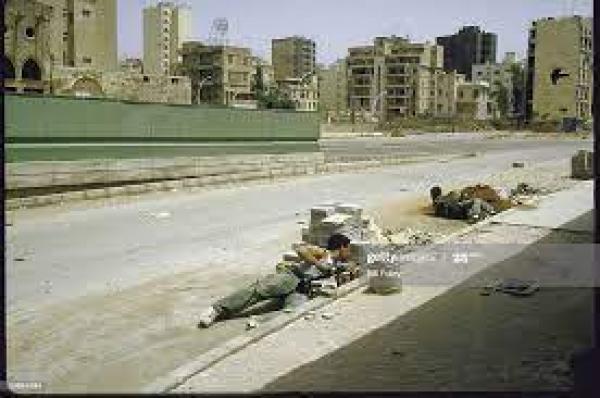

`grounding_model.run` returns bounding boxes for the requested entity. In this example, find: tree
[256,86,295,110]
